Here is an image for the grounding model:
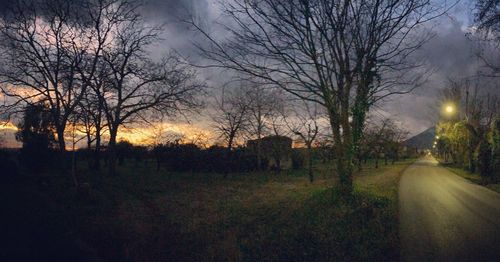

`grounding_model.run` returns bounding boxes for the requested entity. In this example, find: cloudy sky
[137,0,494,135]
[0,0,498,147]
